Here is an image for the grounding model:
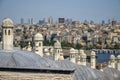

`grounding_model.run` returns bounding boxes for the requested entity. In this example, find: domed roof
[2,18,14,27]
[54,40,61,49]
[91,51,96,56]
[70,48,75,54]
[79,49,84,54]
[110,55,115,59]
[58,53,64,60]
[0,49,59,68]
[34,33,43,41]
[56,59,120,80]
[79,50,86,58]
[44,48,49,53]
